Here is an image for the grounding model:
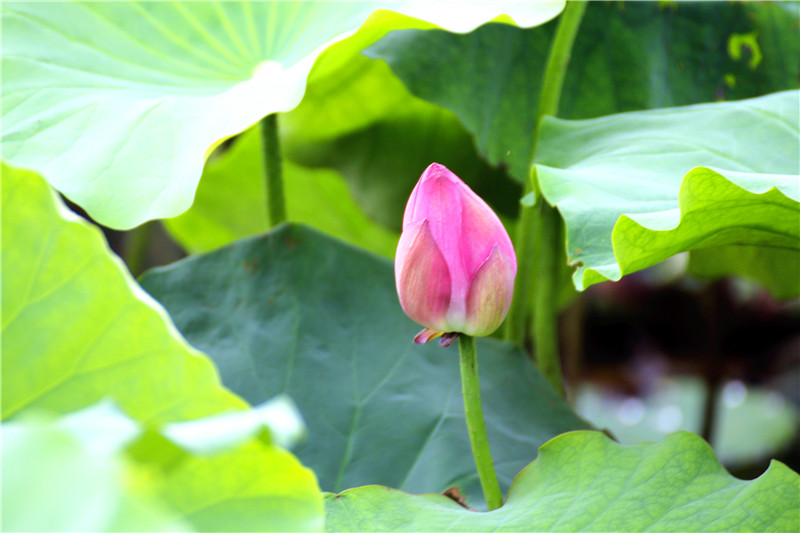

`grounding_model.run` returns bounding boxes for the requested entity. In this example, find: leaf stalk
[458,335,503,510]
[506,1,587,396]
[261,113,287,227]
